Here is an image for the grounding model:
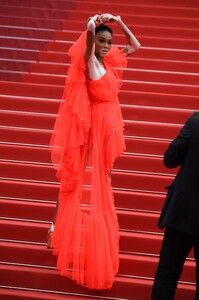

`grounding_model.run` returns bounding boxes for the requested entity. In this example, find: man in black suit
[151,112,199,300]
